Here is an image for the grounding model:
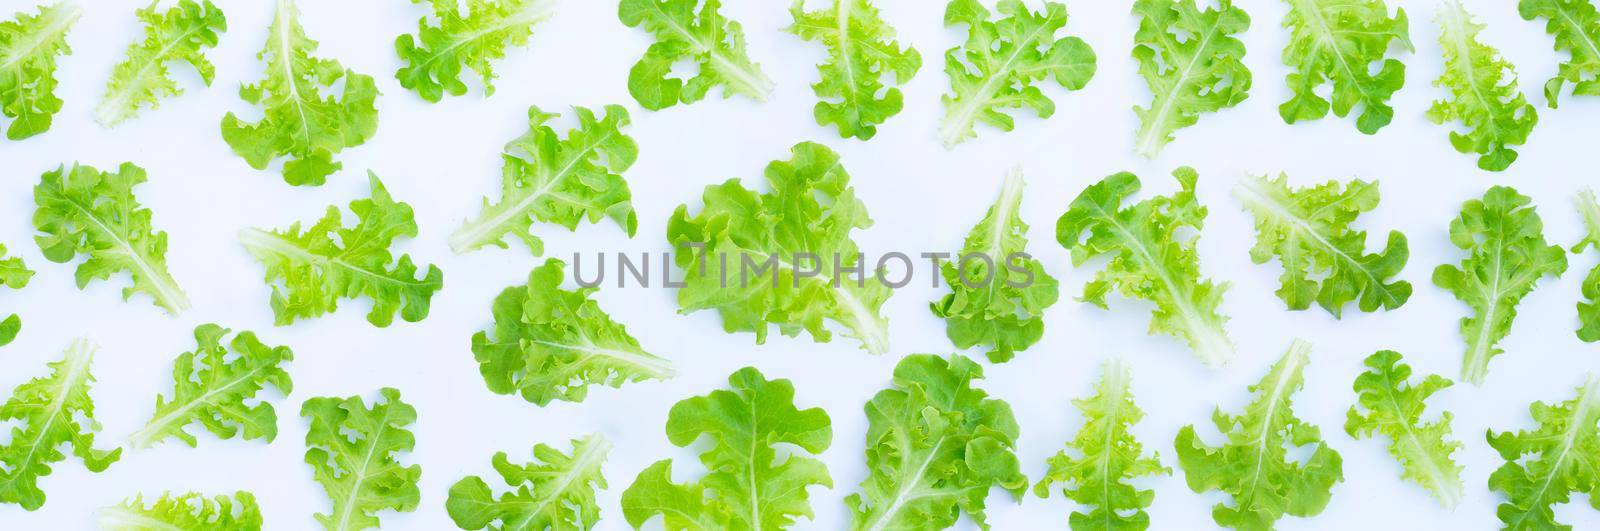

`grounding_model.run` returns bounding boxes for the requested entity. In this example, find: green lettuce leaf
[0,339,121,510]
[1056,167,1233,366]
[619,0,773,110]
[1429,0,1538,172]
[221,0,379,186]
[99,491,262,531]
[847,354,1025,531]
[1487,376,1600,530]
[396,0,554,102]
[240,173,443,327]
[0,2,79,140]
[1519,0,1600,107]
[932,169,1058,363]
[450,104,637,255]
[1034,359,1169,531]
[1433,186,1567,385]
[787,0,921,140]
[95,0,227,127]
[667,141,891,354]
[127,324,293,449]
[1345,350,1462,507]
[621,367,831,530]
[33,162,190,315]
[938,0,1095,148]
[1131,0,1251,158]
[1233,174,1410,316]
[472,258,673,406]
[447,434,610,530]
[1278,0,1411,134]
[1575,188,1600,342]
[0,315,16,348]
[0,243,31,348]
[302,388,421,531]
[1174,339,1343,530]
